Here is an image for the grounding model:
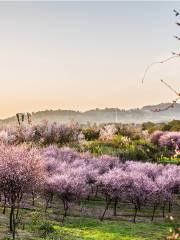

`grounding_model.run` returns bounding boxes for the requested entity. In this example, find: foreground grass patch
[1,200,178,240]
[41,217,171,240]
